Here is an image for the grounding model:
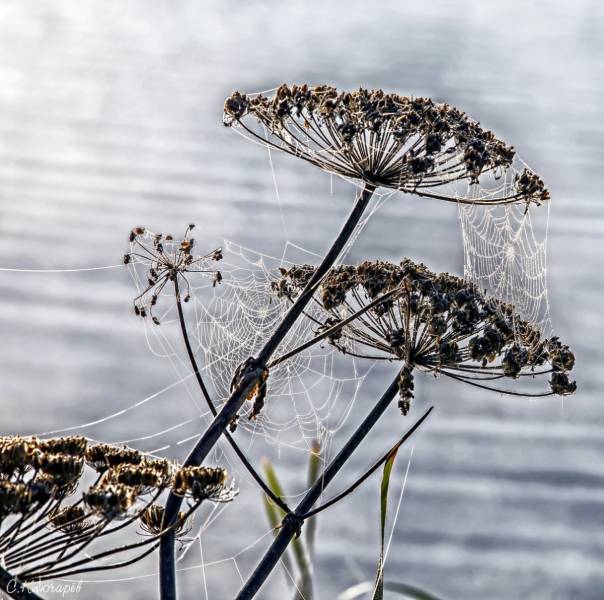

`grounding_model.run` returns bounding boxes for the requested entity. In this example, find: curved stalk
[236,371,428,599]
[173,277,290,513]
[298,406,432,520]
[159,183,376,600]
